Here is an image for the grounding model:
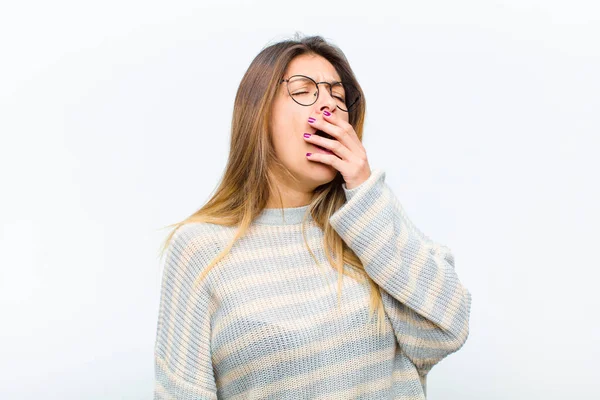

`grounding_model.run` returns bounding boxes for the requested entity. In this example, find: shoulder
[169,222,234,253]
[163,222,233,290]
